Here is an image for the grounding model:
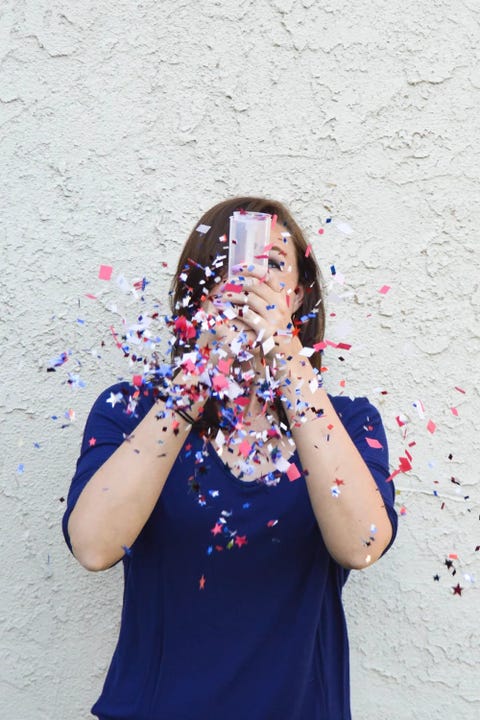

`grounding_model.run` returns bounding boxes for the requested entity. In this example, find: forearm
[278,344,392,569]
[68,402,192,571]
